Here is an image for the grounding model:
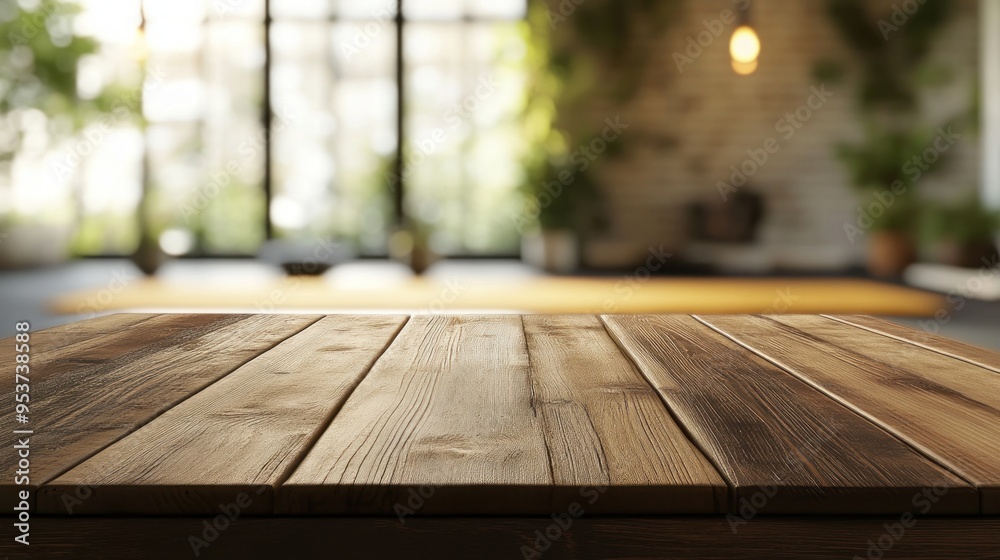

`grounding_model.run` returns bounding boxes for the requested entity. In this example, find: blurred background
[1,0,998,345]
